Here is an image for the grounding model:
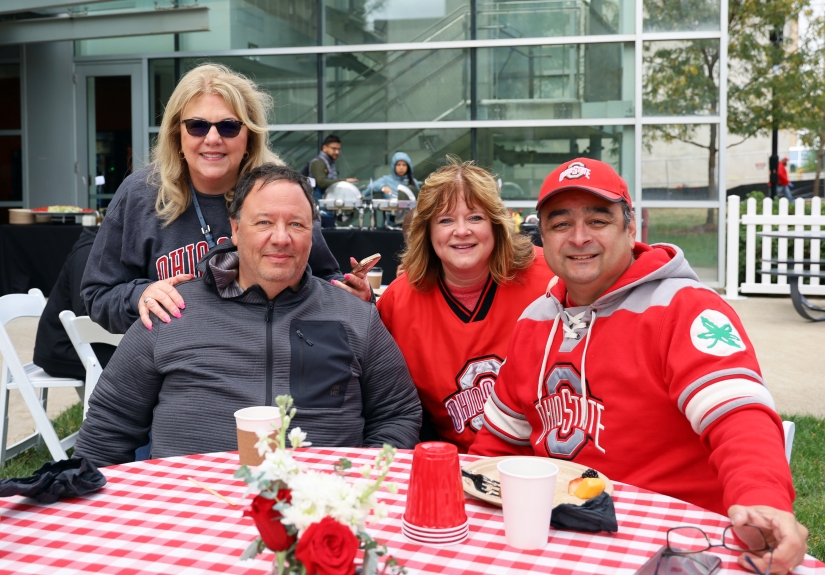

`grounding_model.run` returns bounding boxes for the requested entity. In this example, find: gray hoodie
[74,241,421,466]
